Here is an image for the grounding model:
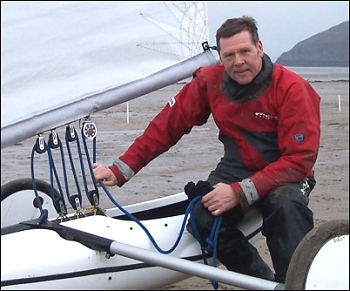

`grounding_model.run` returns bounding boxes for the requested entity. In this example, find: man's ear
[257,40,264,56]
